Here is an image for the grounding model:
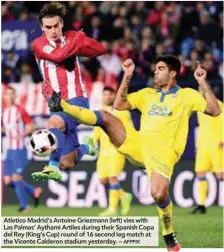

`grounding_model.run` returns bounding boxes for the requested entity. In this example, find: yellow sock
[109,189,119,211]
[157,201,173,236]
[198,179,208,206]
[118,188,126,199]
[61,100,98,126]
